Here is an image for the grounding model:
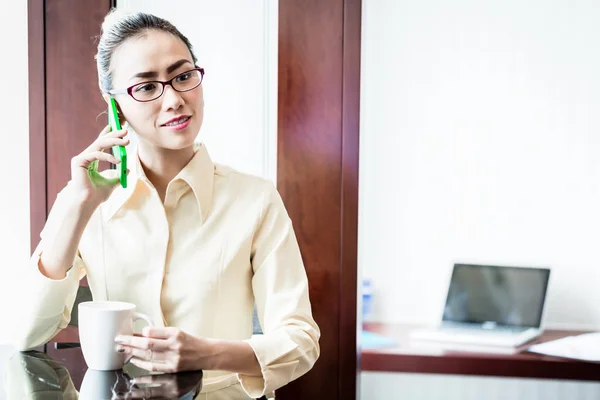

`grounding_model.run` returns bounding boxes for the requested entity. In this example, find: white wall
[360,0,600,329]
[0,1,30,331]
[119,0,278,182]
